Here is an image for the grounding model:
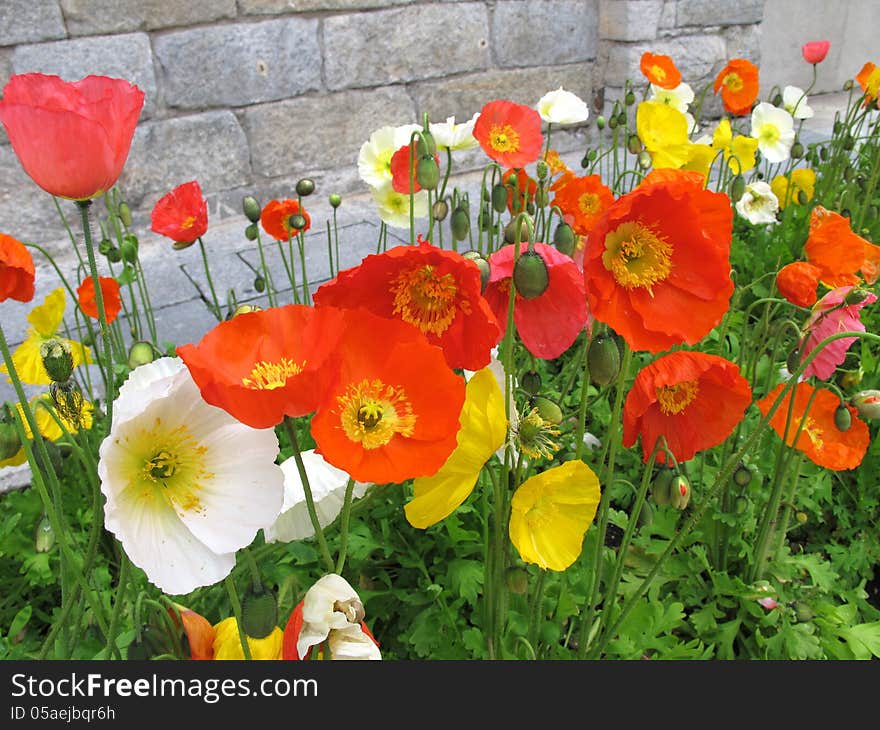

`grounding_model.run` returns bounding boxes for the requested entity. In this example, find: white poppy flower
[536,88,589,125]
[98,357,284,595]
[370,181,429,228]
[750,102,795,163]
[429,113,479,150]
[782,85,814,120]
[735,181,779,225]
[649,82,695,114]
[357,123,422,188]
[263,449,368,543]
